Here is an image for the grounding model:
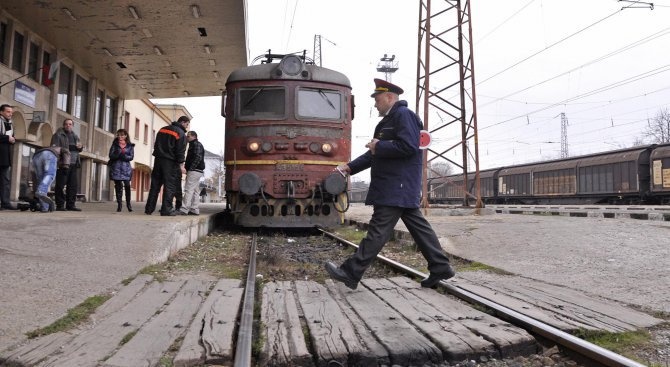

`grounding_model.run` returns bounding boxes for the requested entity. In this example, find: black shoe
[420,267,456,288]
[187,211,199,216]
[127,204,133,212]
[145,211,152,215]
[1,204,17,210]
[160,210,177,216]
[176,210,188,216]
[324,262,358,290]
[66,207,82,212]
[36,194,55,209]
[56,207,66,211]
